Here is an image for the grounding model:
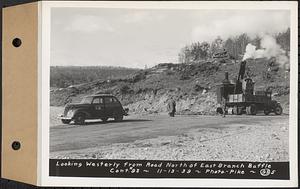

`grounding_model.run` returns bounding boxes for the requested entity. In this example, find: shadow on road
[52,119,153,128]
[121,119,153,123]
[82,119,152,125]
